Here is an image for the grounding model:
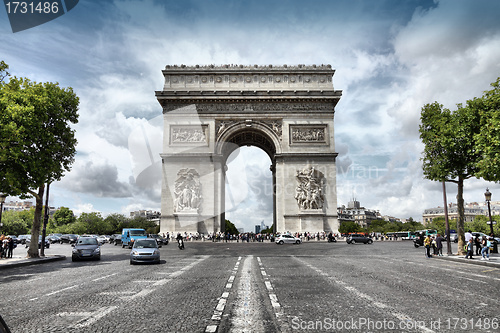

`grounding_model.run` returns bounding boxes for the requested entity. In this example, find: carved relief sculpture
[290,126,327,143]
[171,126,207,144]
[294,166,325,210]
[174,168,202,213]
